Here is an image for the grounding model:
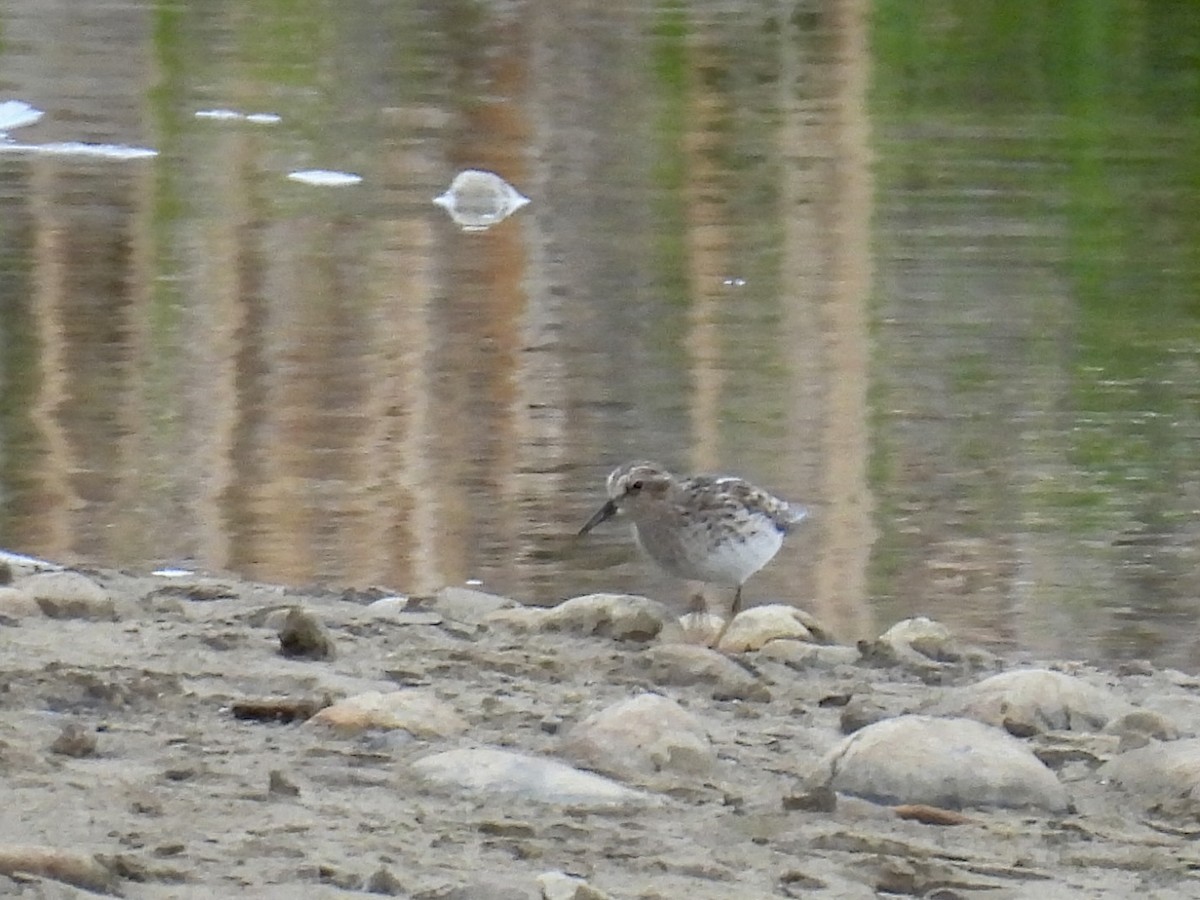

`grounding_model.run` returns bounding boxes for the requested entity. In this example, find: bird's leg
[709,585,743,651]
